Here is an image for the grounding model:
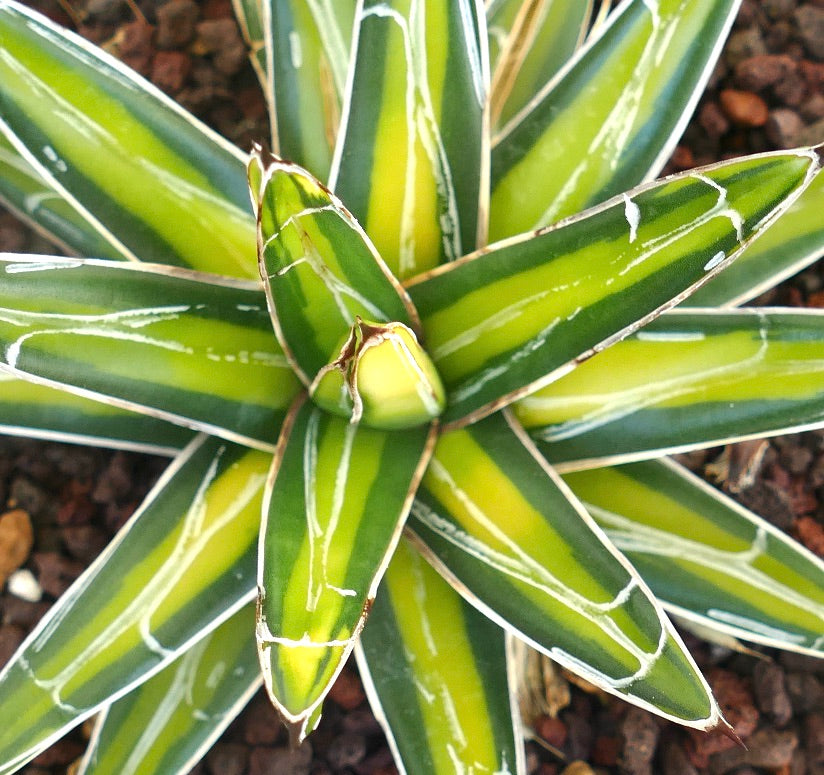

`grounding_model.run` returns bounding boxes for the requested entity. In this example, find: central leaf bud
[309,318,446,429]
